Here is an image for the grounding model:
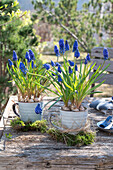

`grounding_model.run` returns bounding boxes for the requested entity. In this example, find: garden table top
[0,96,113,170]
